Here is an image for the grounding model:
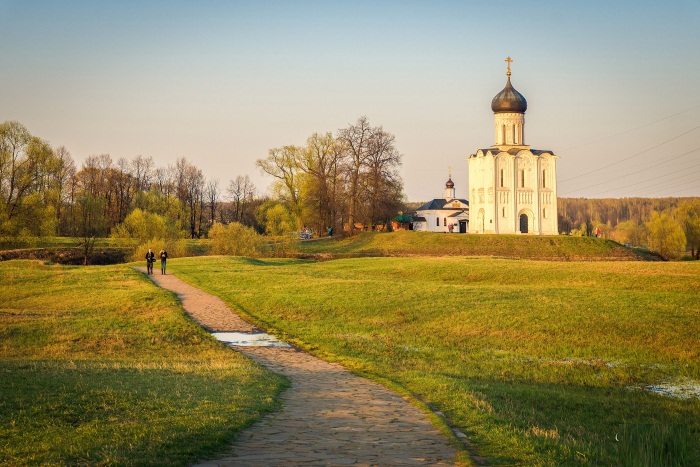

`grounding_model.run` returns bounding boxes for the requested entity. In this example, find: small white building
[412,178,470,233]
[467,58,559,235]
